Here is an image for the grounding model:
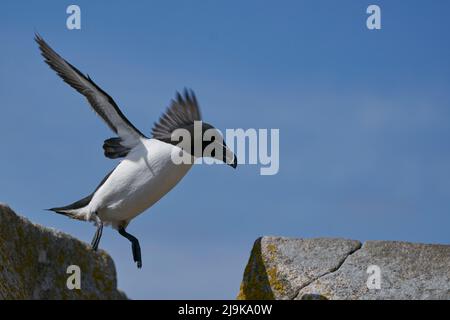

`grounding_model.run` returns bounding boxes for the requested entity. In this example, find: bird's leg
[118,227,142,268]
[91,214,103,251]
